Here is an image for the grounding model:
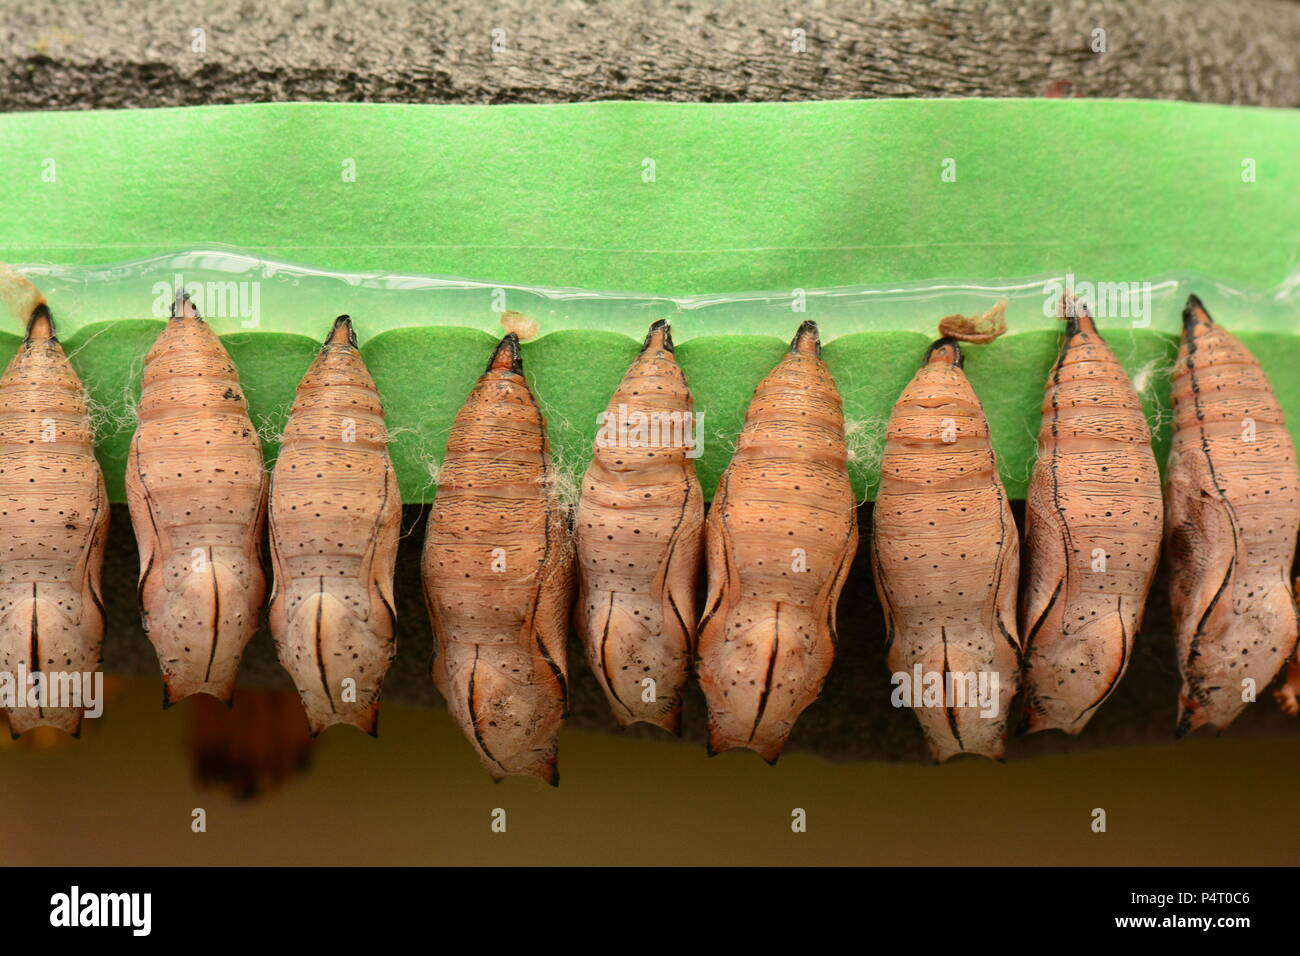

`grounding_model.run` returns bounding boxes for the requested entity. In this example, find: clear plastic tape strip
[5,248,1299,503]
[8,246,1300,342]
